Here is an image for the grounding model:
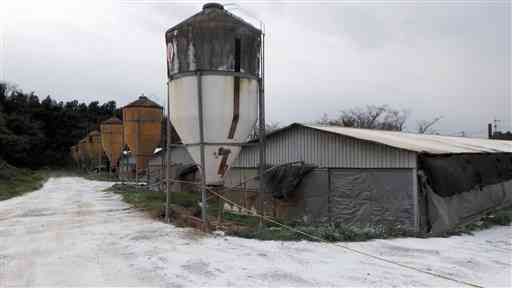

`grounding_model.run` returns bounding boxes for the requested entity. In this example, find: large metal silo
[165,3,262,186]
[100,117,124,170]
[122,96,162,173]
